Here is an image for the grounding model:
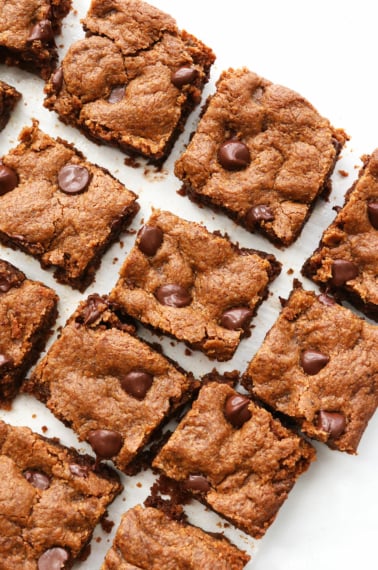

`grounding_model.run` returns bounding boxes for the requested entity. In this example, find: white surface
[0,1,377,568]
